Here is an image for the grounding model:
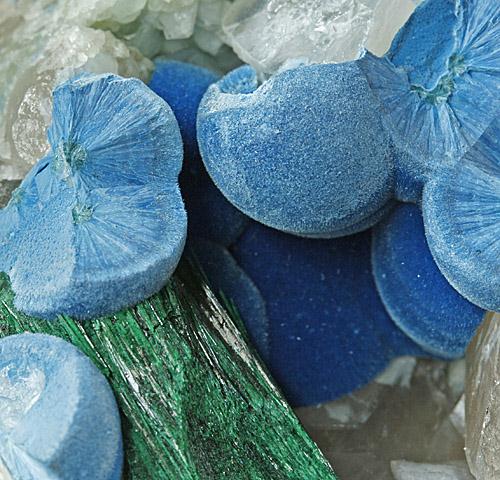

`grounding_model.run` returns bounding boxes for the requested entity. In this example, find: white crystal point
[391,461,474,480]
[465,312,500,480]
[222,0,419,74]
[147,0,200,39]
